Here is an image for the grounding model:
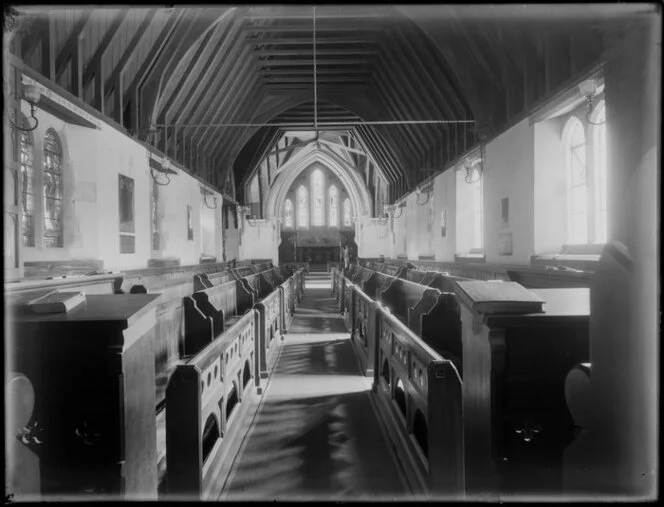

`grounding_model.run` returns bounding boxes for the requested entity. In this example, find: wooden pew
[183,280,254,357]
[254,286,284,387]
[378,257,593,289]
[343,270,466,379]
[372,295,464,499]
[456,283,590,498]
[9,294,161,499]
[166,310,260,500]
